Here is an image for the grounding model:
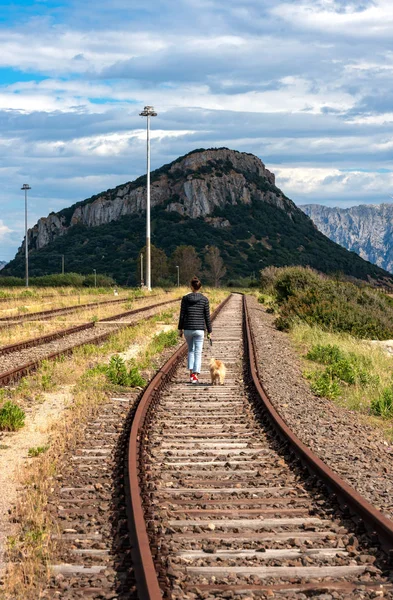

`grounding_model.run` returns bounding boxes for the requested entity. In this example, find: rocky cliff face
[23,148,287,253]
[301,204,393,273]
